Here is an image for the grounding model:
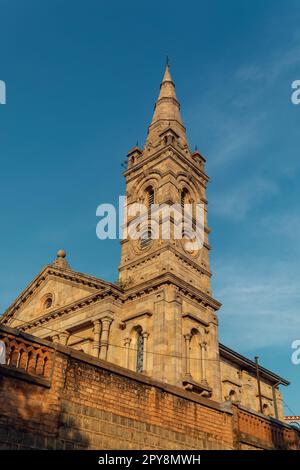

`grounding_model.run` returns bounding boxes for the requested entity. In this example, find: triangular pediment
[0,265,113,326]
